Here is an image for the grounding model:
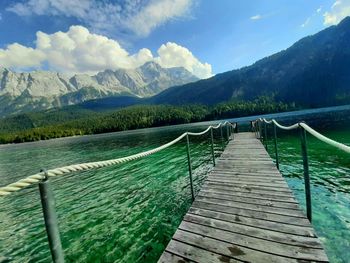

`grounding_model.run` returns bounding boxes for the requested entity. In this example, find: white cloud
[301,17,311,27]
[0,43,45,69]
[317,6,322,13]
[324,0,350,25]
[250,14,262,20]
[6,0,193,37]
[155,42,212,78]
[127,0,193,36]
[0,25,212,78]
